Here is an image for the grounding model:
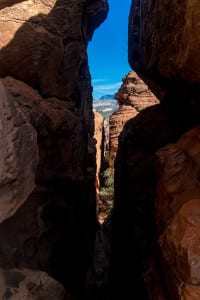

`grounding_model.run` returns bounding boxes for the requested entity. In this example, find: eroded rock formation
[109,71,159,168]
[110,1,200,300]
[94,112,104,192]
[0,0,108,299]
